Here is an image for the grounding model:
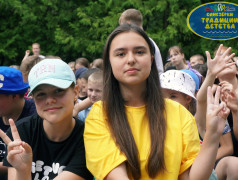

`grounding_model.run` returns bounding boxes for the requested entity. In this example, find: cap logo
[0,74,4,88]
[34,64,55,78]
